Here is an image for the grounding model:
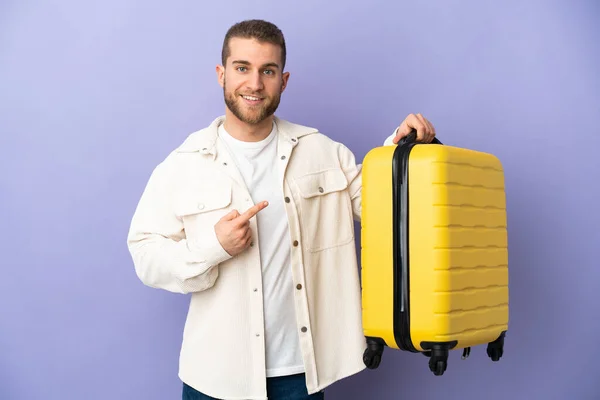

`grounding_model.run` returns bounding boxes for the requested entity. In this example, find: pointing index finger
[237,201,268,223]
